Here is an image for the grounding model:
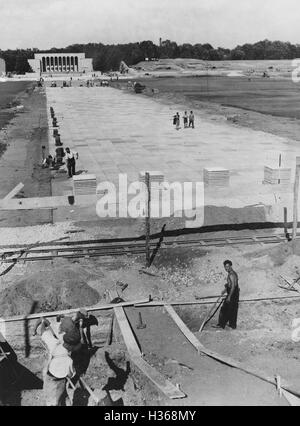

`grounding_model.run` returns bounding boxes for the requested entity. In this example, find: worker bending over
[33,318,76,406]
